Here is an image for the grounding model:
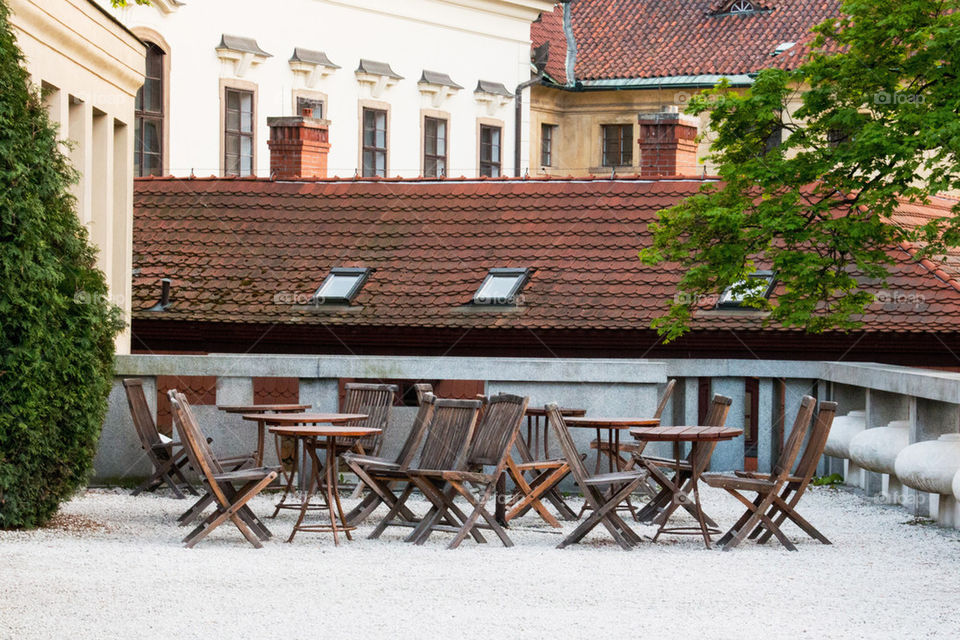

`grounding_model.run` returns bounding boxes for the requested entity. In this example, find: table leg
[328,437,352,543]
[288,437,320,543]
[271,434,300,518]
[255,419,266,467]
